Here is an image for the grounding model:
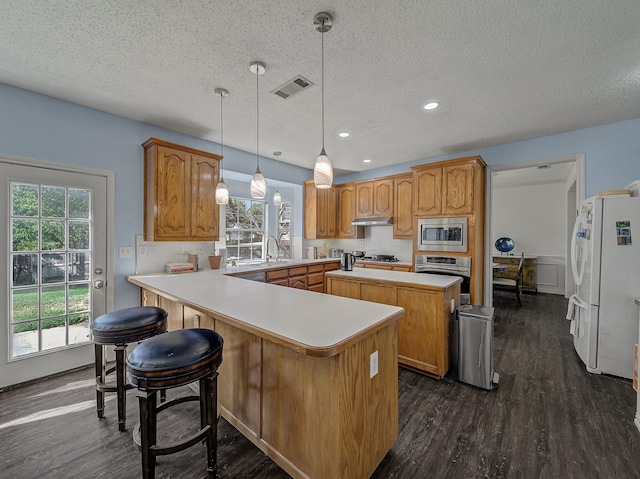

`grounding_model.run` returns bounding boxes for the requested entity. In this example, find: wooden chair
[493,252,524,307]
